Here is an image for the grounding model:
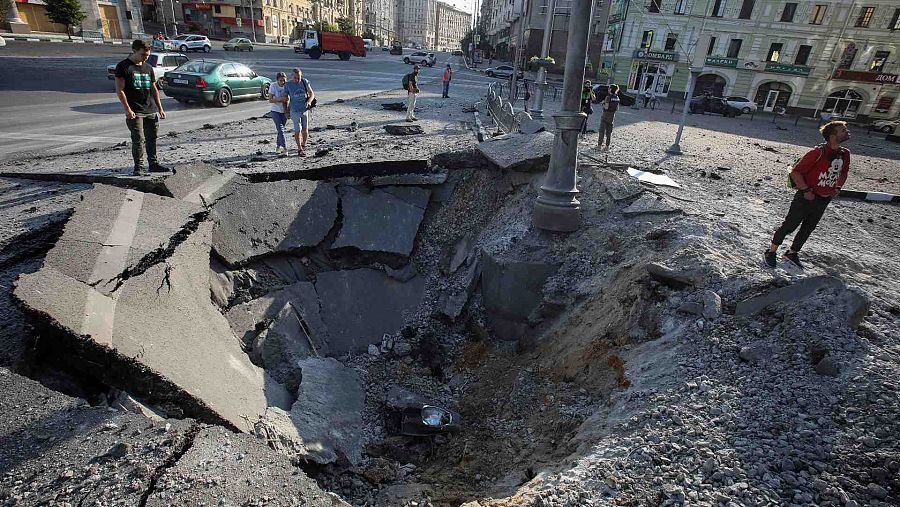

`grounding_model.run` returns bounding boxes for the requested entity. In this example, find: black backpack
[402,73,410,90]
